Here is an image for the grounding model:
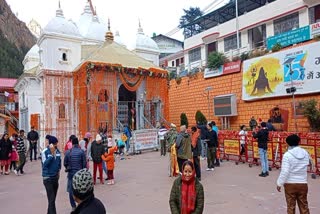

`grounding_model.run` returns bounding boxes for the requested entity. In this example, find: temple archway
[118,85,137,129]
